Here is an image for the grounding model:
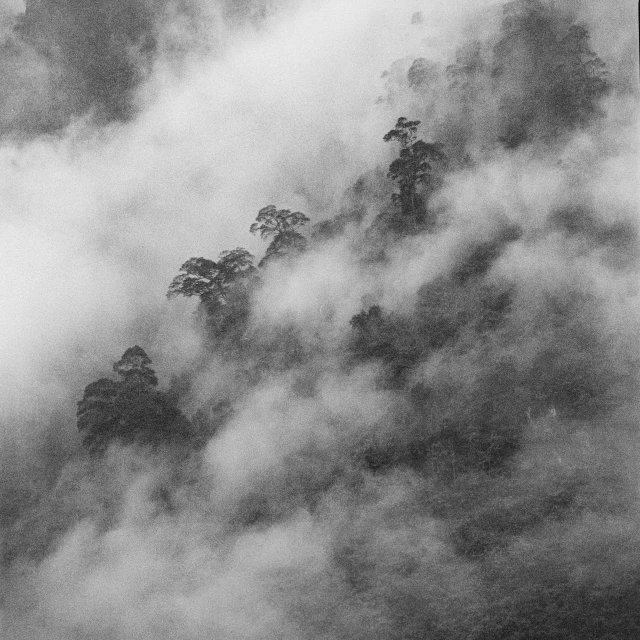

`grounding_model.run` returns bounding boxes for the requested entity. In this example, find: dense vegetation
[1,1,637,639]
